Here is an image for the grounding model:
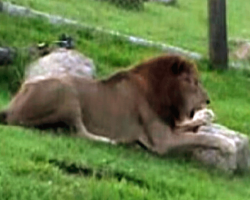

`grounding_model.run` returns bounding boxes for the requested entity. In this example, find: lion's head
[130,54,210,126]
